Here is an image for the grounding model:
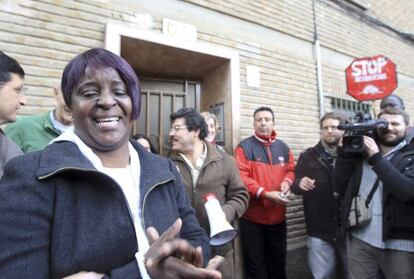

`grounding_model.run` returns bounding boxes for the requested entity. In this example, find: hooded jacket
[235,133,295,225]
[0,140,209,278]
